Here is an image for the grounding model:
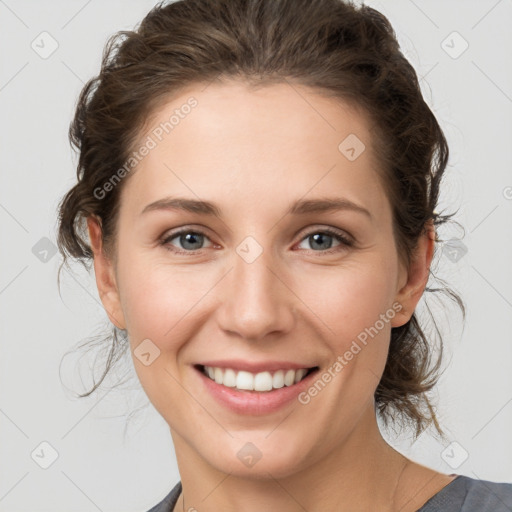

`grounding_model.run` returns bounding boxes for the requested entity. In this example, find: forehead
[140,79,375,157]
[121,79,388,219]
